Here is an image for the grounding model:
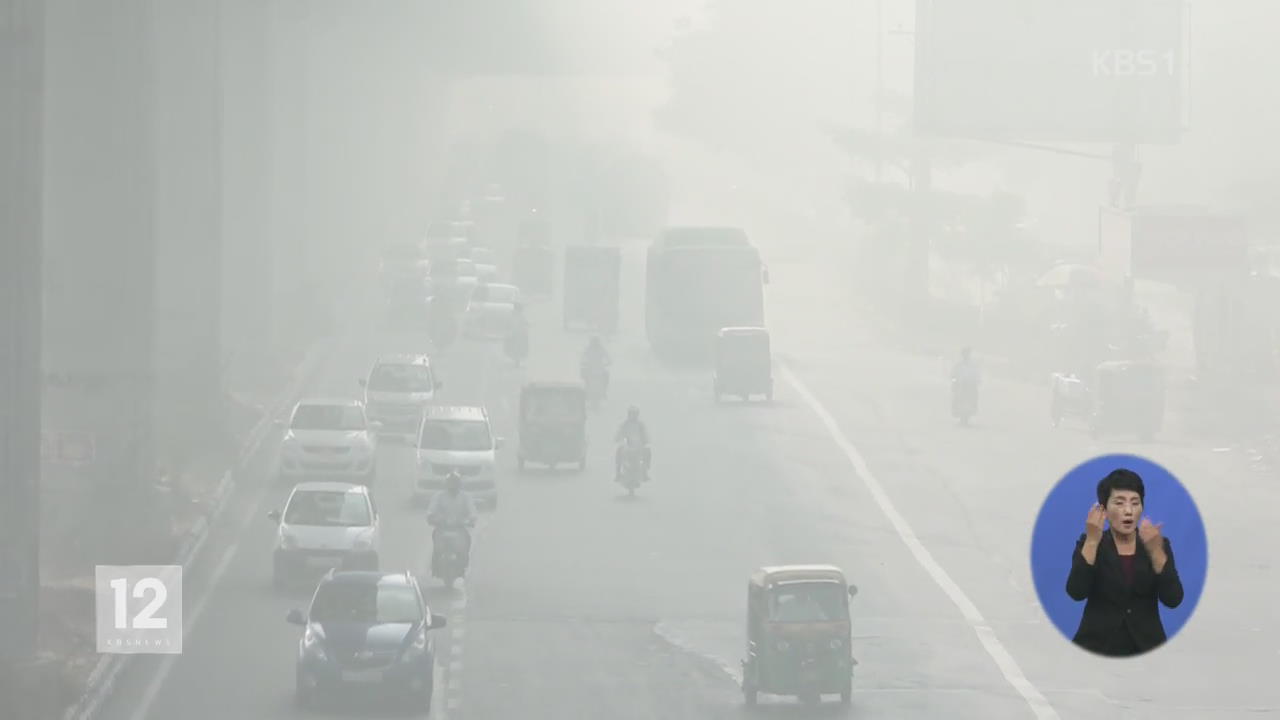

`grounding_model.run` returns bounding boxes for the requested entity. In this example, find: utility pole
[0,0,44,671]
